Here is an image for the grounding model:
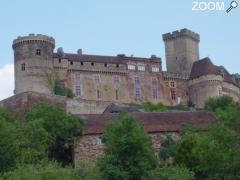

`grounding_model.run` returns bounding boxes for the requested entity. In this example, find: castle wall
[188,75,240,108]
